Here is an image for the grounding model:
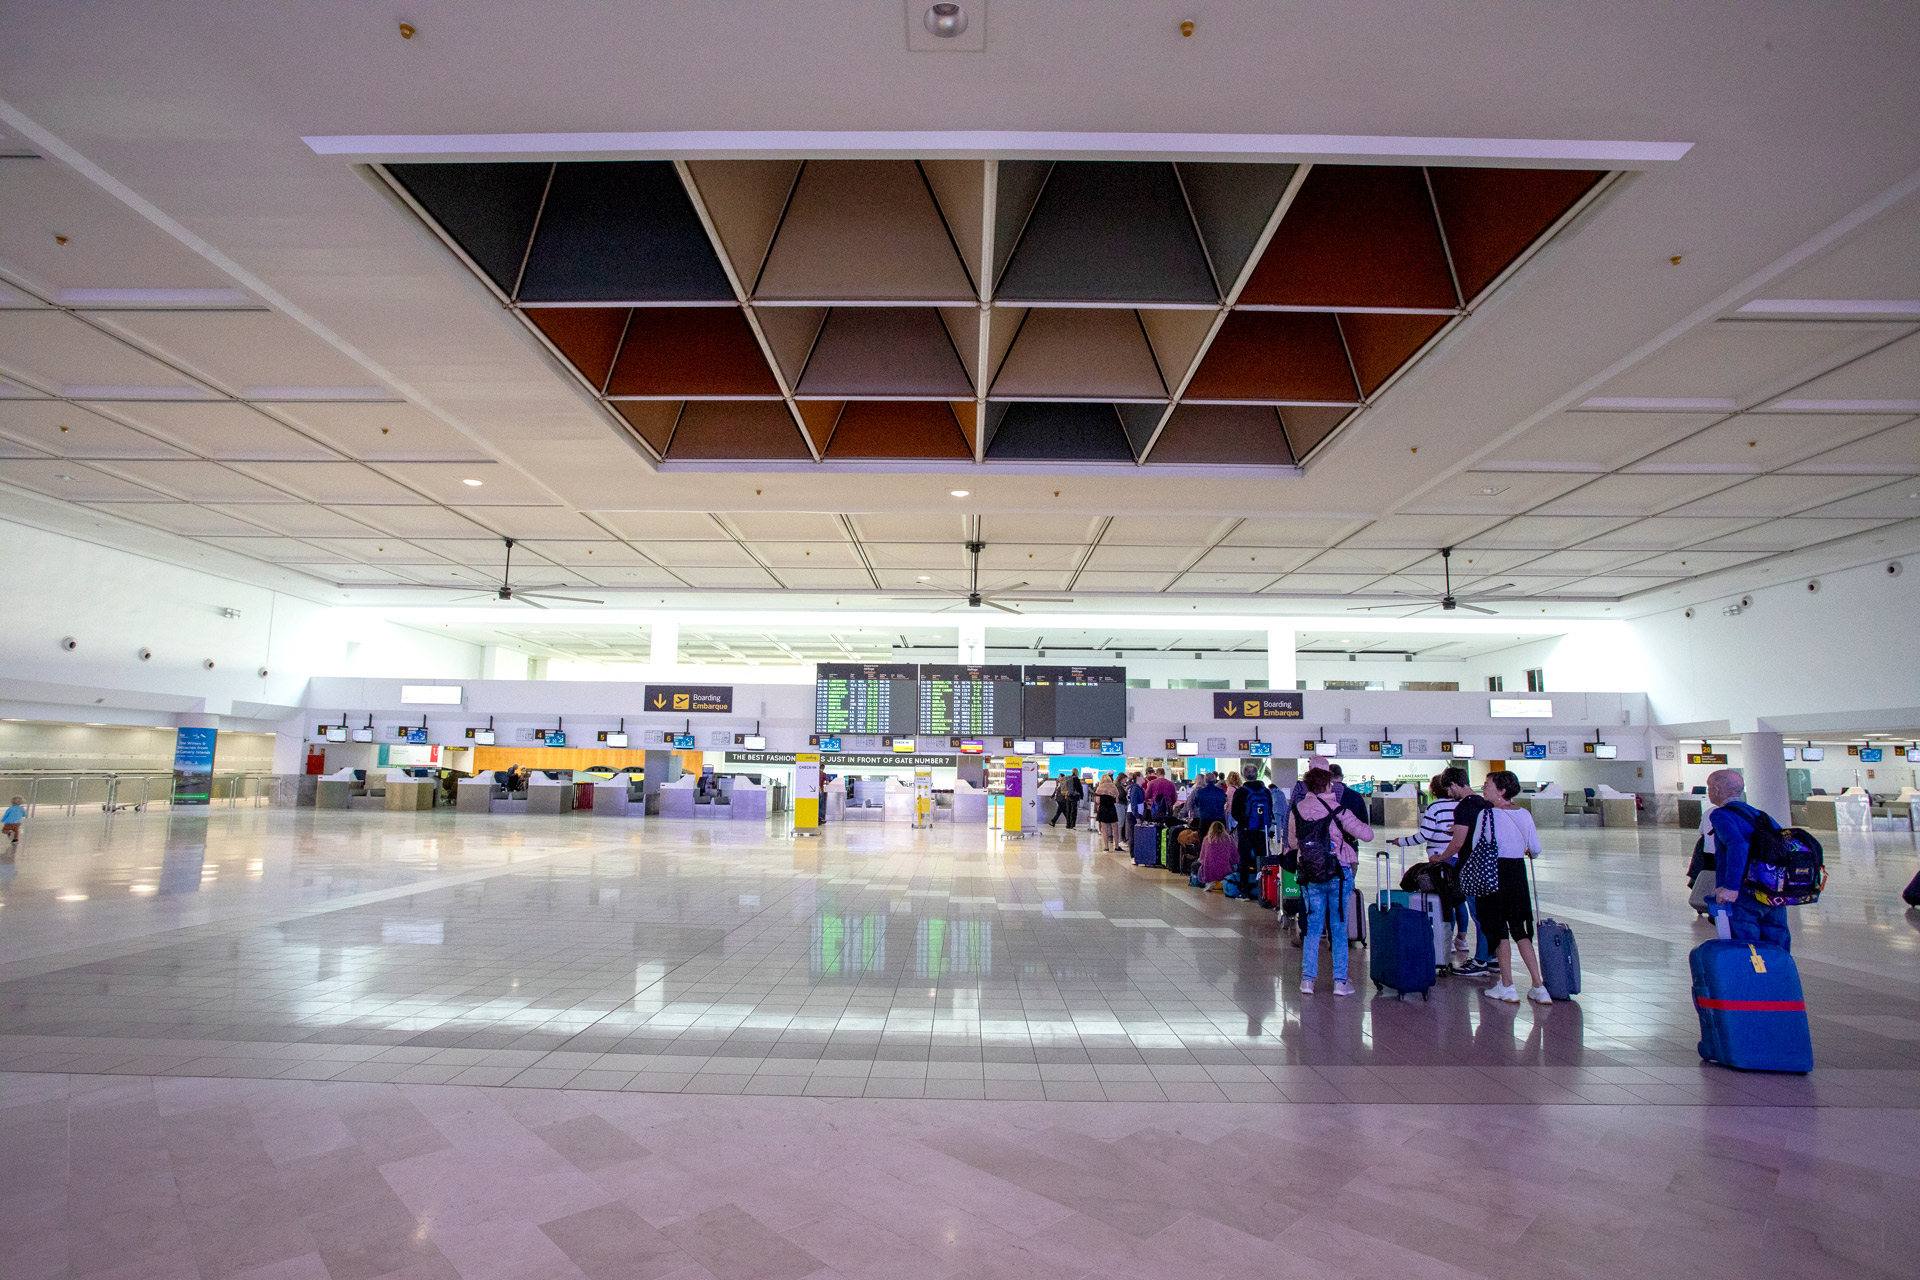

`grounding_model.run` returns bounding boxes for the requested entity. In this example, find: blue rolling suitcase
[1369,853,1435,999]
[1690,911,1813,1073]
[1527,860,1581,1000]
[1131,821,1161,867]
